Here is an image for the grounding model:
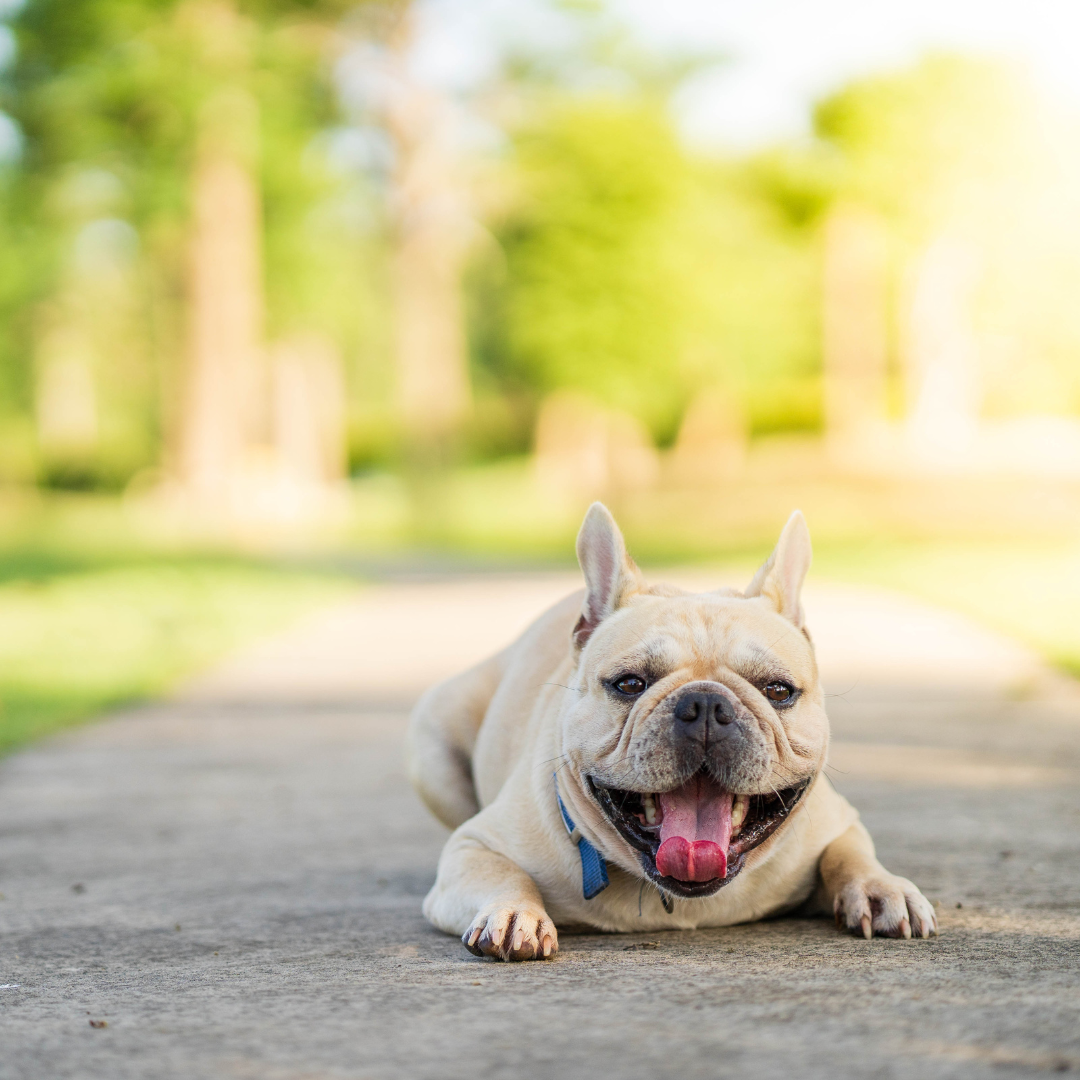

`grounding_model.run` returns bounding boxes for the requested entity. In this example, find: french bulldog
[408,504,937,961]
